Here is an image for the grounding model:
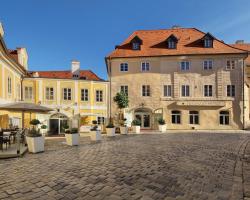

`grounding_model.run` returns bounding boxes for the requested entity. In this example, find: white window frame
[16,84,21,100]
[204,85,213,97]
[181,85,190,97]
[45,87,54,100]
[132,42,140,50]
[219,111,230,125]
[142,85,150,97]
[141,62,150,72]
[203,60,213,70]
[81,89,89,101]
[171,110,181,124]
[120,63,128,72]
[120,85,128,96]
[226,60,236,70]
[204,39,212,48]
[168,40,176,49]
[7,77,12,95]
[189,111,199,125]
[24,86,33,100]
[226,85,235,97]
[97,116,105,125]
[163,85,172,97]
[96,90,103,102]
[180,61,190,71]
[63,88,72,101]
